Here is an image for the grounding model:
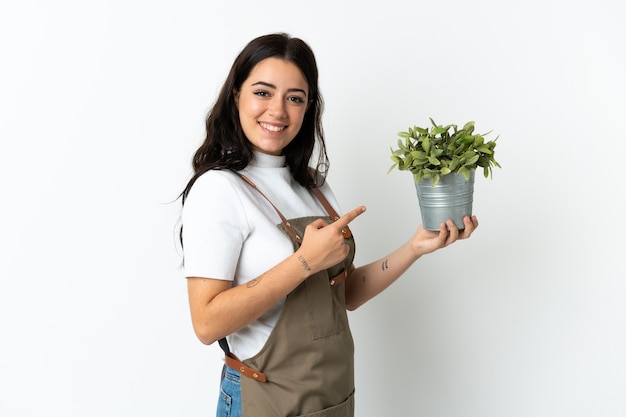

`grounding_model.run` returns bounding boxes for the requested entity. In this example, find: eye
[287,96,306,104]
[253,90,271,98]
